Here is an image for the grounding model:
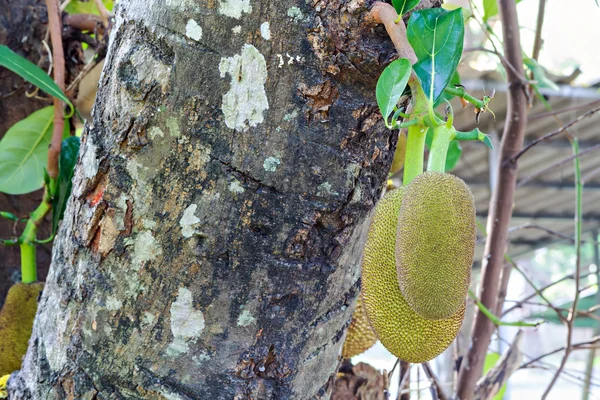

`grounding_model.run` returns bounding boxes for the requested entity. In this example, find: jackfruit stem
[403,124,426,185]
[20,242,37,283]
[427,125,455,173]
